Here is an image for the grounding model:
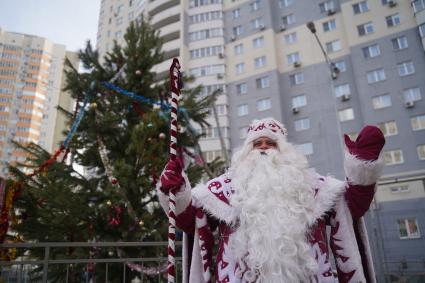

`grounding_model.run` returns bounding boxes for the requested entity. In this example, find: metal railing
[0,241,182,283]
